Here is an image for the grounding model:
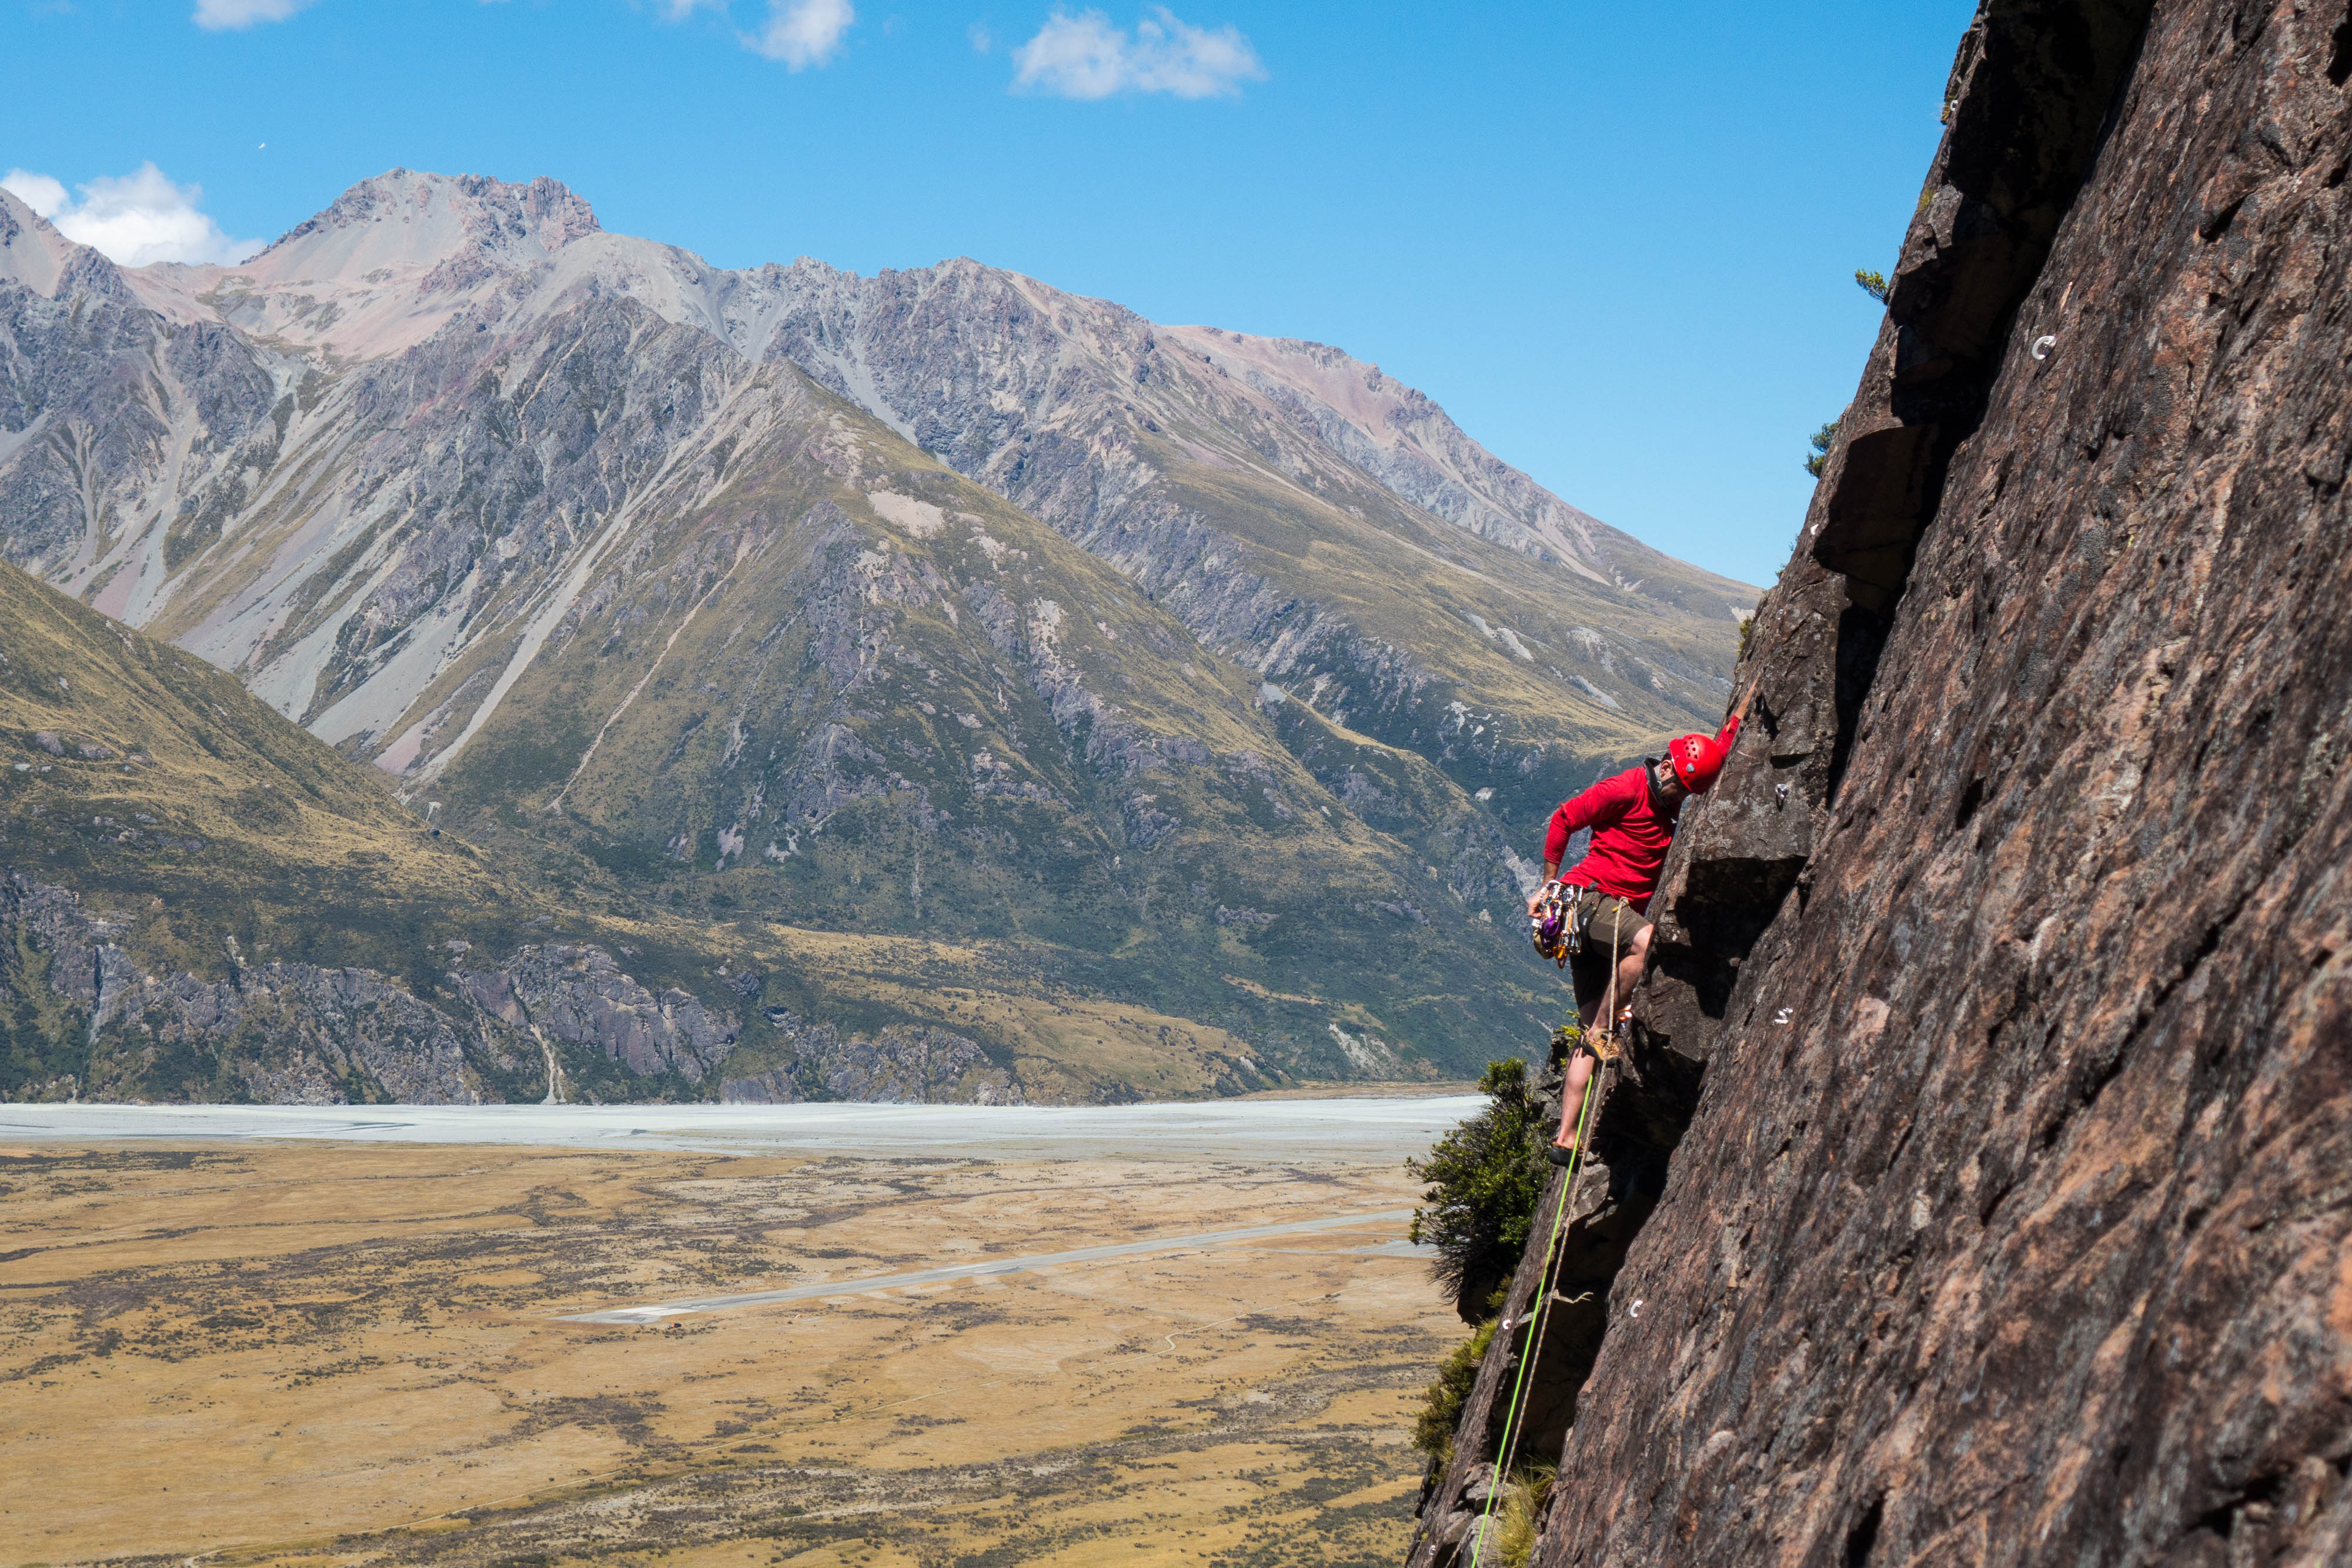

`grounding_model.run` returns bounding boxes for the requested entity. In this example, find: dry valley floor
[0,1138,1458,1568]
